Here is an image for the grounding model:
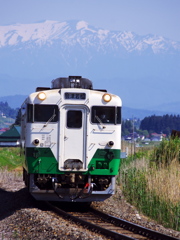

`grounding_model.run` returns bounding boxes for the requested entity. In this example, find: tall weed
[120,142,180,231]
[150,138,180,167]
[121,166,180,231]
